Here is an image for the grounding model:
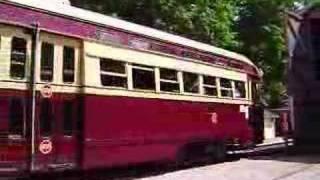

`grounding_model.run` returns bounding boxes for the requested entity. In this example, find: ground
[137,155,320,180]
